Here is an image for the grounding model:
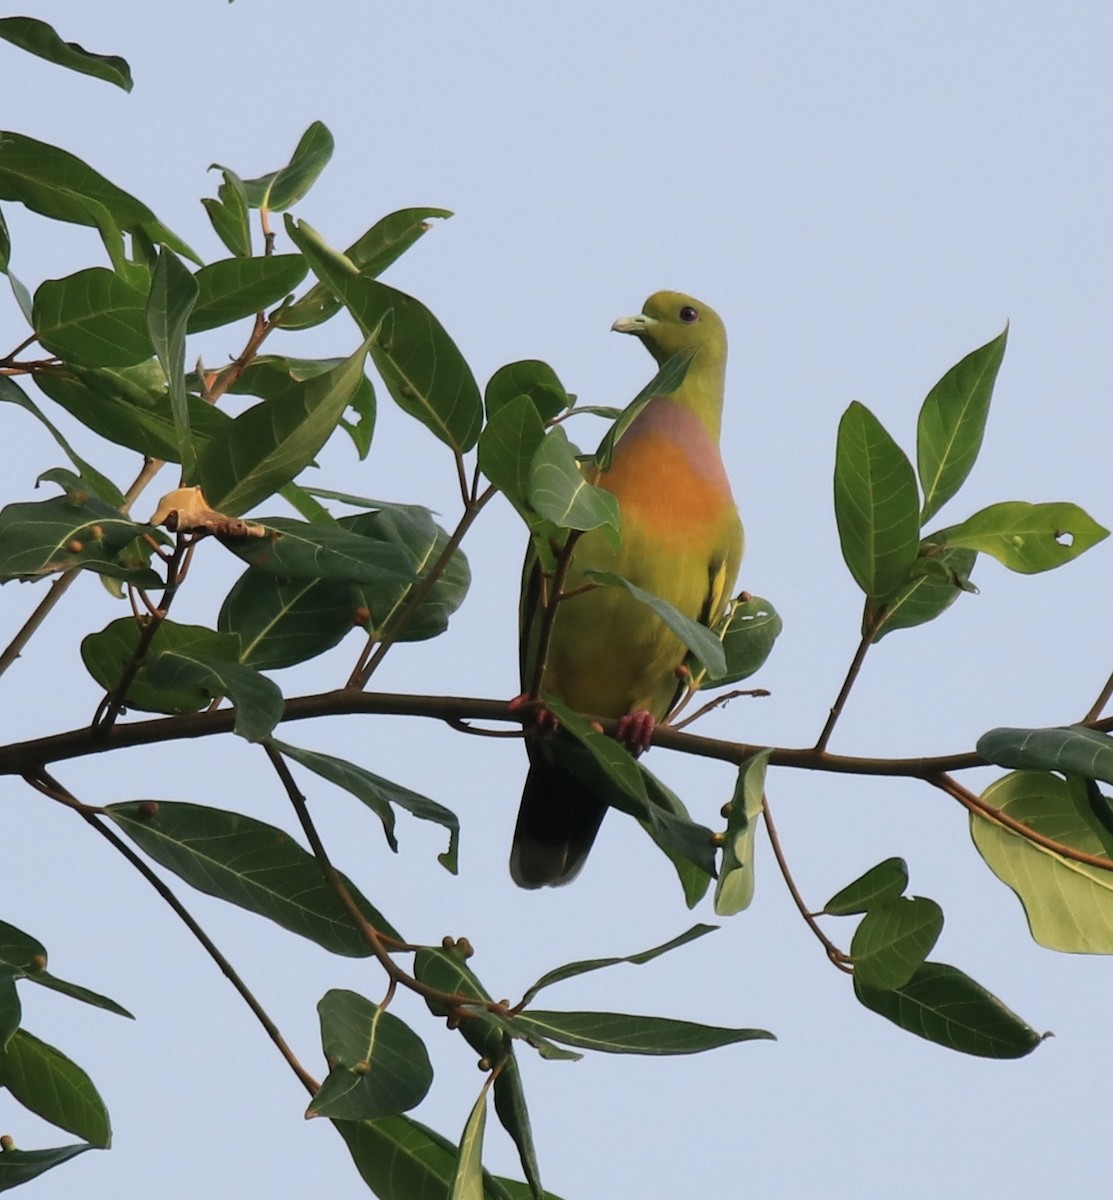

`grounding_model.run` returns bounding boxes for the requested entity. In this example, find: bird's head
[611,291,726,366]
